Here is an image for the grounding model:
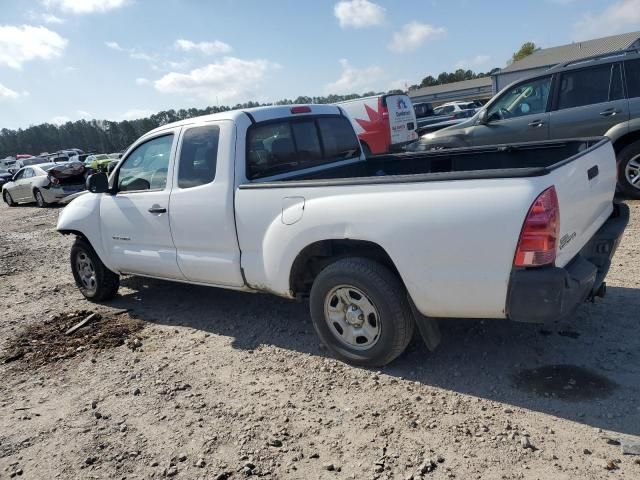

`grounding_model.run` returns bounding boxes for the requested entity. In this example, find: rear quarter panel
[235,178,541,319]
